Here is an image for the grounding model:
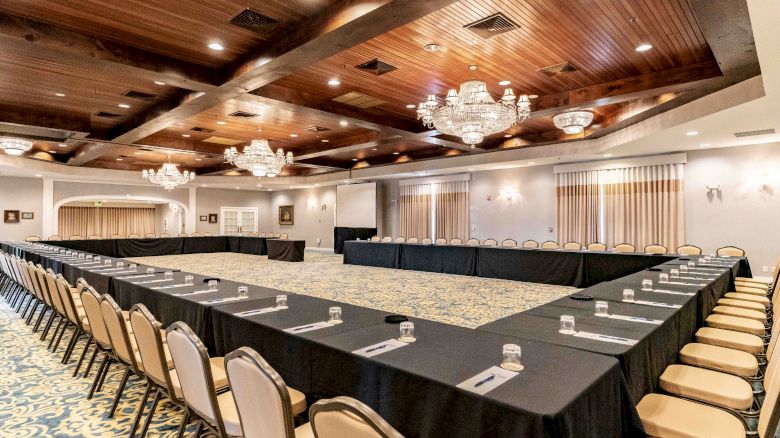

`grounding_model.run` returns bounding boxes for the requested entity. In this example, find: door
[220,207,258,236]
